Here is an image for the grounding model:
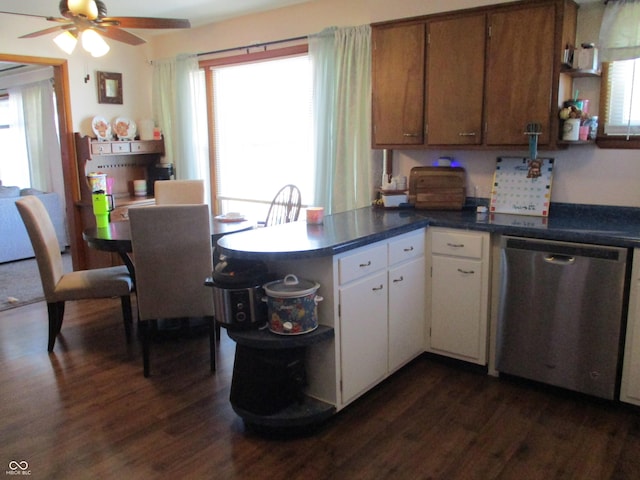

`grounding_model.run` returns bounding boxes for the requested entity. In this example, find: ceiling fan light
[68,0,99,20]
[53,30,78,55]
[81,29,109,57]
